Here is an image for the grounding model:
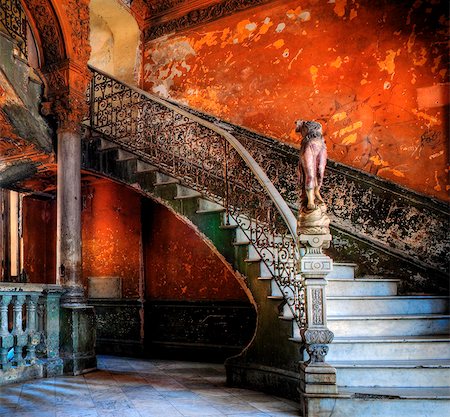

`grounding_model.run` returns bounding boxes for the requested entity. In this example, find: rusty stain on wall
[142,0,449,200]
